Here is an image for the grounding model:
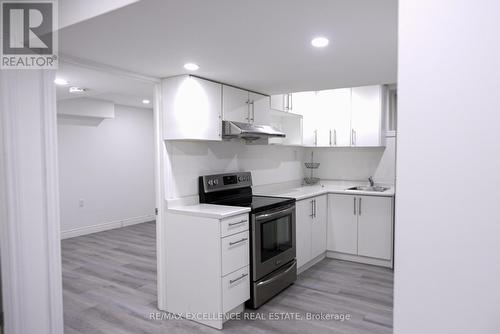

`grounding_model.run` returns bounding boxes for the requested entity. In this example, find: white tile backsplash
[165,140,305,198]
[165,137,396,199]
